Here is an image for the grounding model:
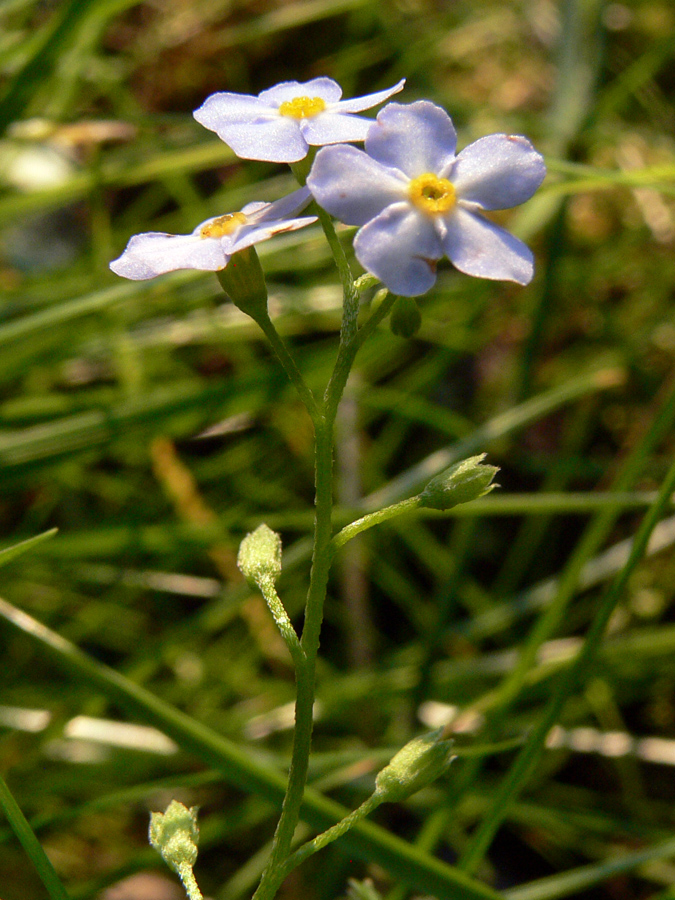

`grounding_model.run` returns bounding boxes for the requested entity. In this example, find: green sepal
[216,246,268,322]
